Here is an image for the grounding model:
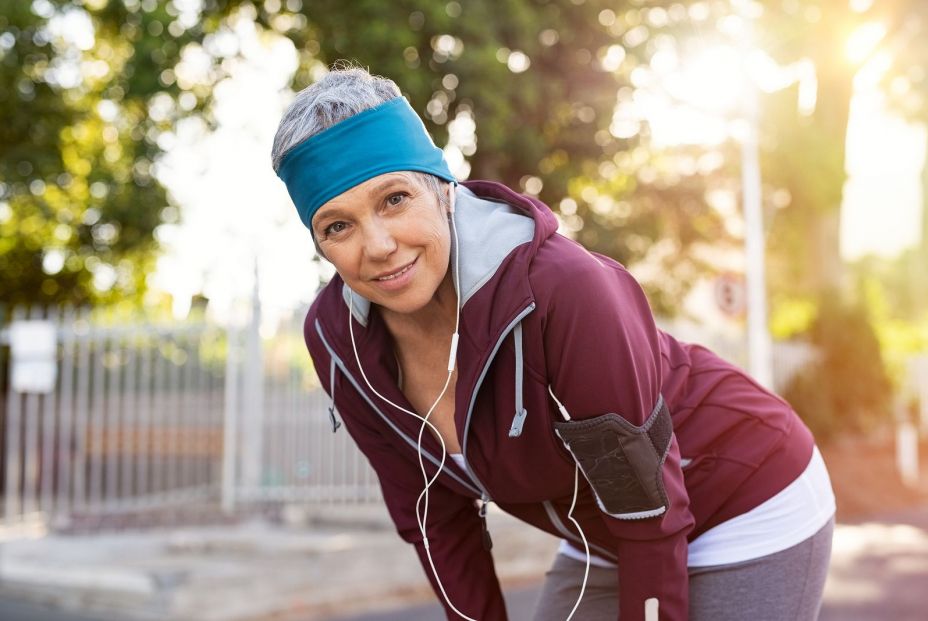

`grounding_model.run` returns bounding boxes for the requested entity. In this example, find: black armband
[554,395,672,520]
